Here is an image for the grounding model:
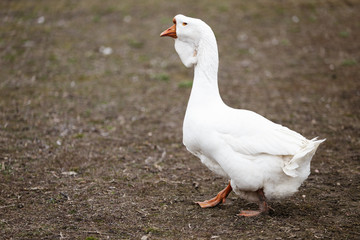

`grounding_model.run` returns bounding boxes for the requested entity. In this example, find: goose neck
[188,62,222,106]
[188,32,223,106]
